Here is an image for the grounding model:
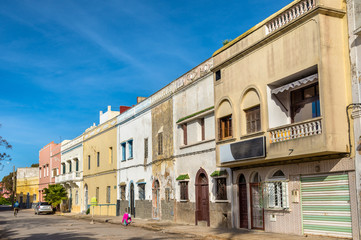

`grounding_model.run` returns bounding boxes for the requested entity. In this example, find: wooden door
[130,183,135,217]
[195,169,210,226]
[152,180,160,219]
[250,183,264,230]
[239,175,248,228]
